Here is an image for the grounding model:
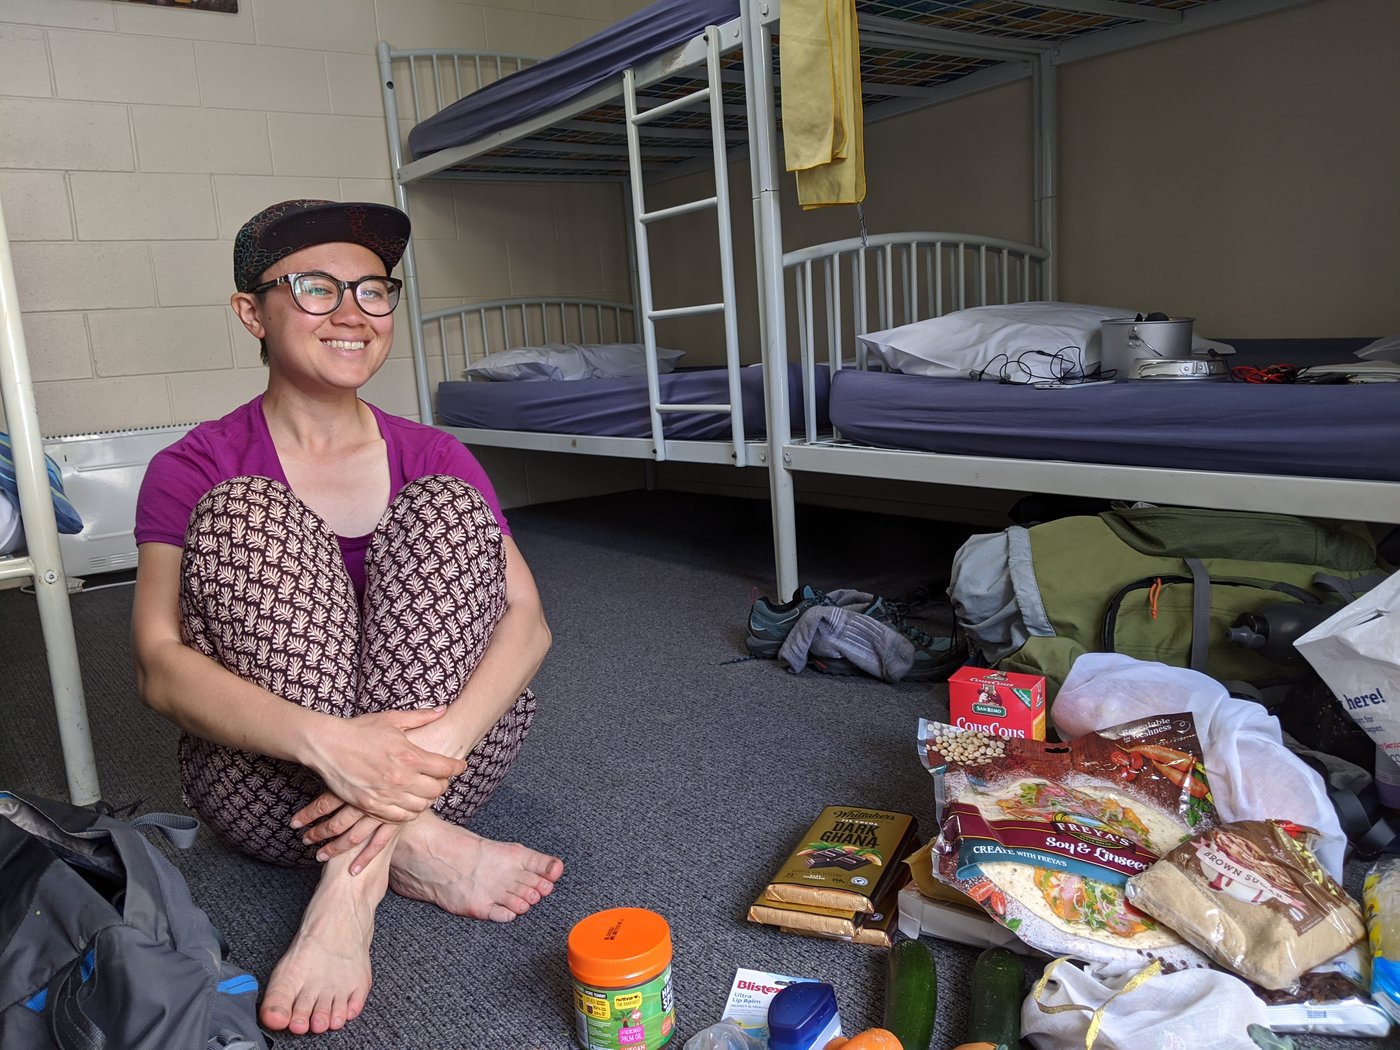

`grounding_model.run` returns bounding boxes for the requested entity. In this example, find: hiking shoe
[866,600,967,682]
[897,618,967,682]
[745,584,833,658]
